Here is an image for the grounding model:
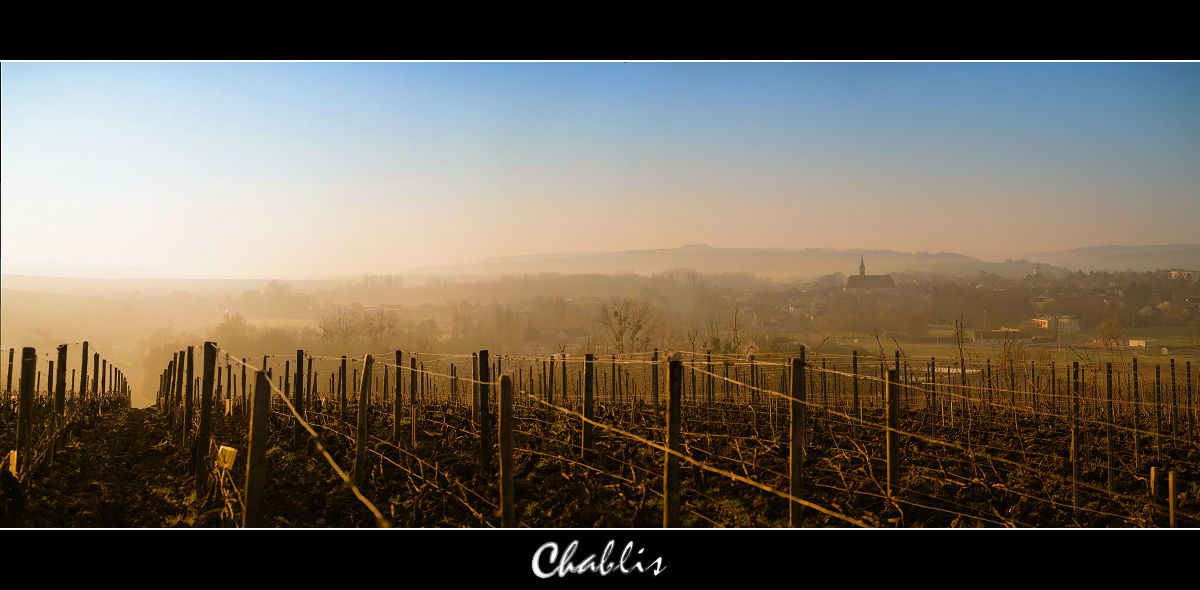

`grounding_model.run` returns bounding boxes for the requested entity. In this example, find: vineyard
[143,341,1199,528]
[2,341,1198,527]
[0,343,132,524]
